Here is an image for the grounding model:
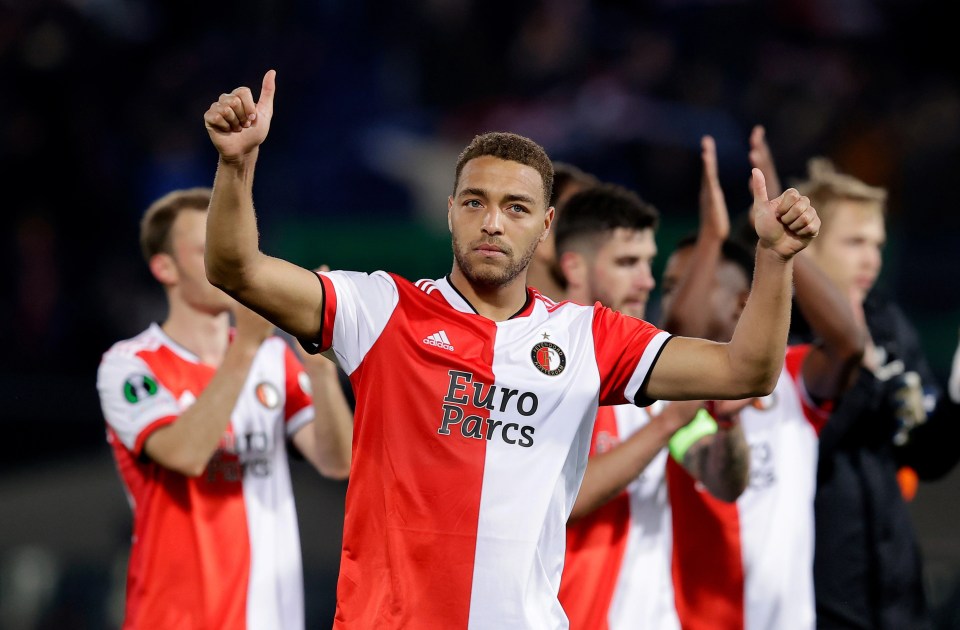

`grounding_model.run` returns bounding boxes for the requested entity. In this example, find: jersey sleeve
[297,270,399,375]
[96,351,181,456]
[784,343,833,433]
[282,343,315,437]
[591,304,672,407]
